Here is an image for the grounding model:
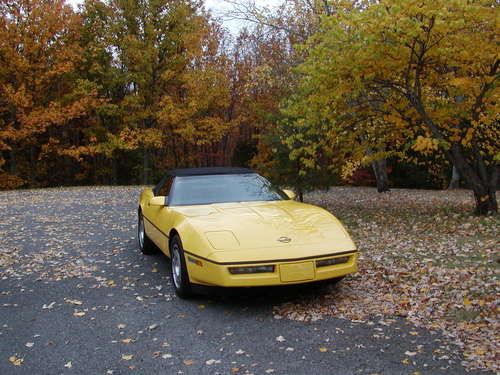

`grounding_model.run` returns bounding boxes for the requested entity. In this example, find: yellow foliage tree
[291,0,498,214]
